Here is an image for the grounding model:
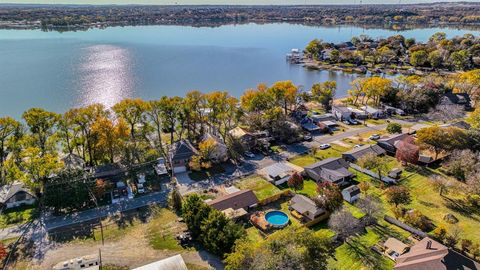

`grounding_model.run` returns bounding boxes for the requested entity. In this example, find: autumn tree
[311,81,336,110]
[315,182,343,212]
[0,117,21,184]
[443,149,478,181]
[386,123,402,134]
[395,139,420,165]
[0,242,7,261]
[430,175,453,196]
[305,39,324,60]
[357,152,389,181]
[410,50,428,67]
[385,186,411,206]
[112,99,148,162]
[287,172,304,191]
[91,116,129,163]
[22,108,59,156]
[416,126,467,160]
